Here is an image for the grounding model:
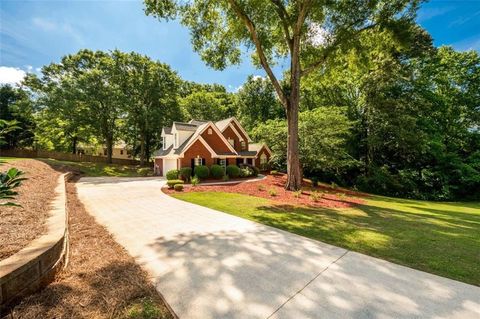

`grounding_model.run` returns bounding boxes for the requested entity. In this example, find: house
[153,117,272,176]
[76,140,133,160]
